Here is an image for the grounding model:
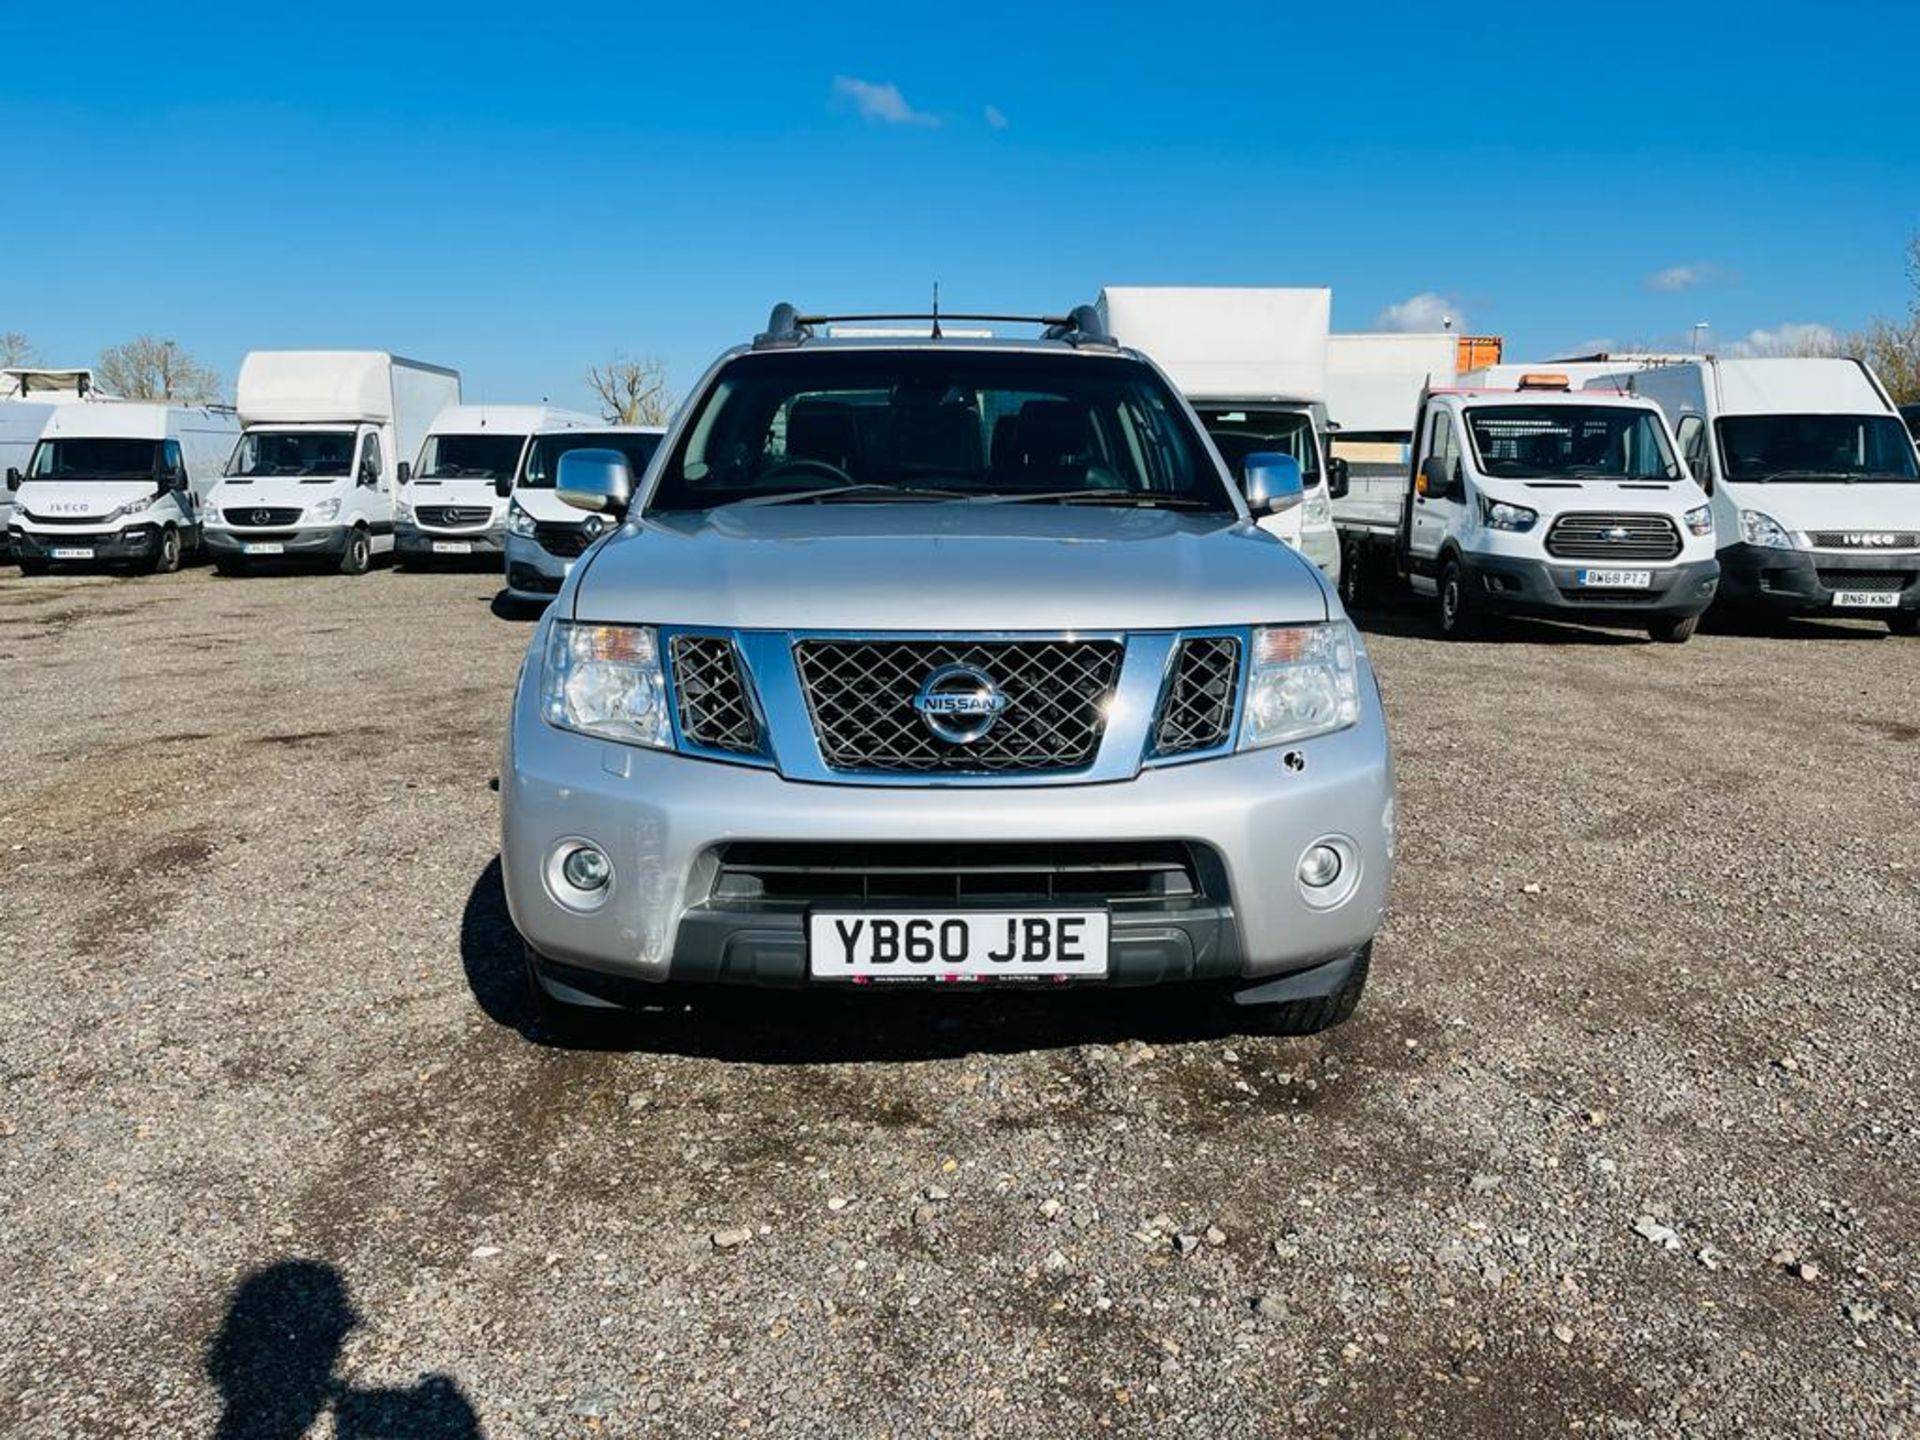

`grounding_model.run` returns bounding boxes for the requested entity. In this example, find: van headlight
[1478,496,1538,532]
[1739,510,1795,549]
[1303,491,1332,527]
[395,497,413,524]
[507,503,536,538]
[1239,623,1360,748]
[540,622,671,749]
[1684,503,1713,537]
[308,497,341,523]
[106,497,152,523]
